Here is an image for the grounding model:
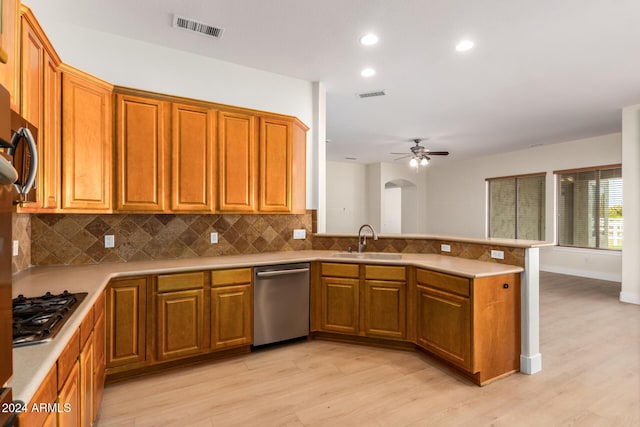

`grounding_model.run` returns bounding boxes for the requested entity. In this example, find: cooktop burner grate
[12,291,87,347]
